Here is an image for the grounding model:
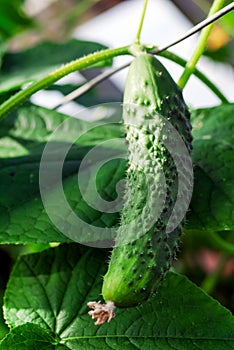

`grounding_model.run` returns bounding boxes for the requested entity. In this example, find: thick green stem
[157,50,229,103]
[135,0,148,44]
[0,46,130,120]
[178,0,225,89]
